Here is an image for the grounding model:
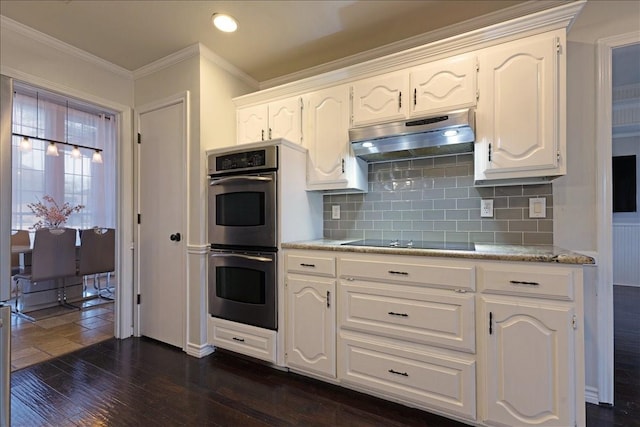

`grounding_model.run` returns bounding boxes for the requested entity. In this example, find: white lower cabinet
[282,250,586,427]
[477,261,584,427]
[339,279,475,353]
[339,332,476,419]
[481,296,575,427]
[337,252,478,422]
[284,251,337,379]
[285,276,336,378]
[208,317,276,364]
